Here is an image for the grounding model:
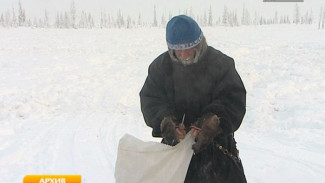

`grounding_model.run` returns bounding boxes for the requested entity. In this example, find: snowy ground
[0,25,324,183]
